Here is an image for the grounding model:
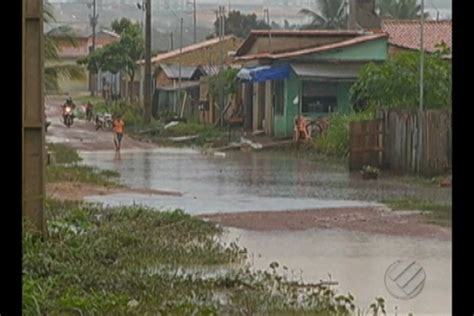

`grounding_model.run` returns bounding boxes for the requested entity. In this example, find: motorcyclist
[62,97,76,126]
[62,97,76,114]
